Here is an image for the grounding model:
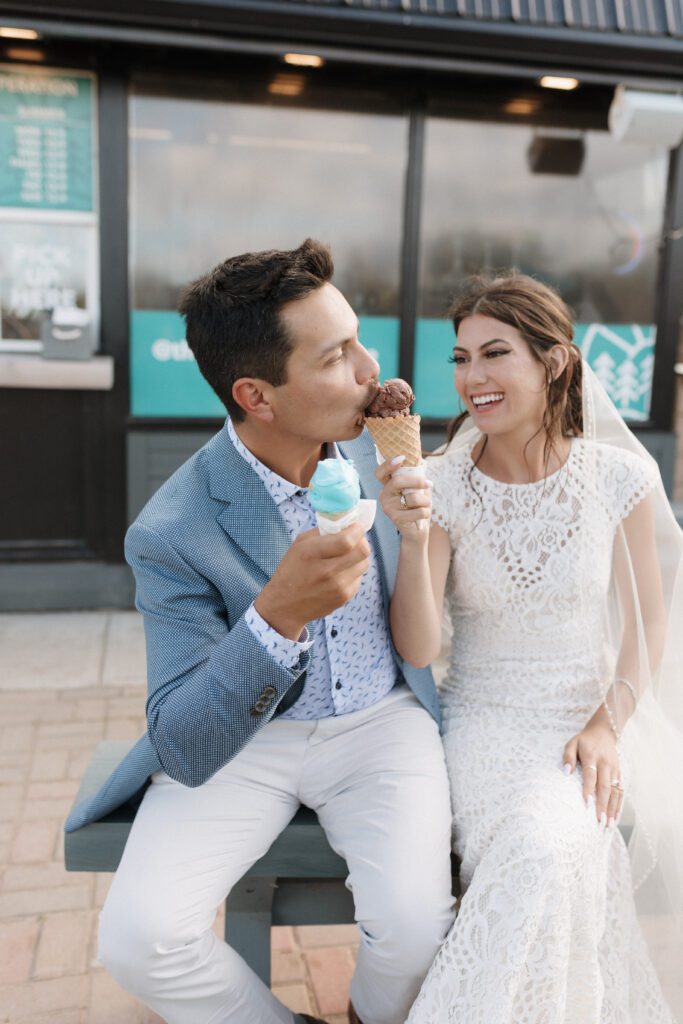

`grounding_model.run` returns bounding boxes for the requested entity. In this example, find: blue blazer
[65,423,440,832]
